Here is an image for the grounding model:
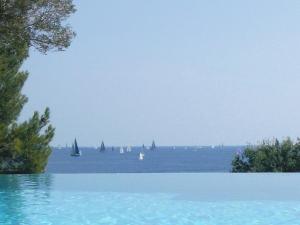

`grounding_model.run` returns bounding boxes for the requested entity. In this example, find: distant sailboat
[150,140,156,150]
[126,146,132,152]
[71,138,81,157]
[139,152,145,160]
[99,141,105,152]
[120,147,124,154]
